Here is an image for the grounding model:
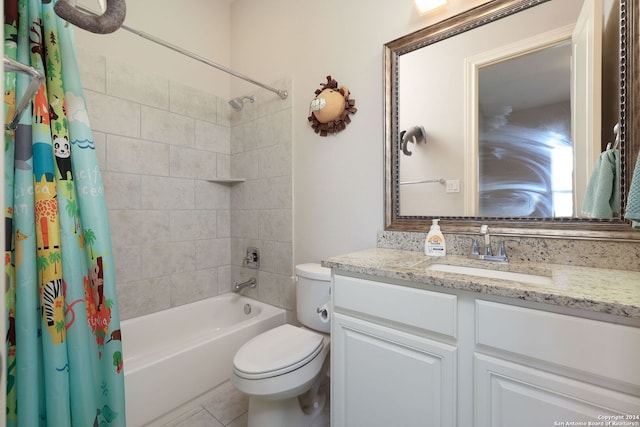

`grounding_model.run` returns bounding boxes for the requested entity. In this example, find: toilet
[231,263,331,427]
